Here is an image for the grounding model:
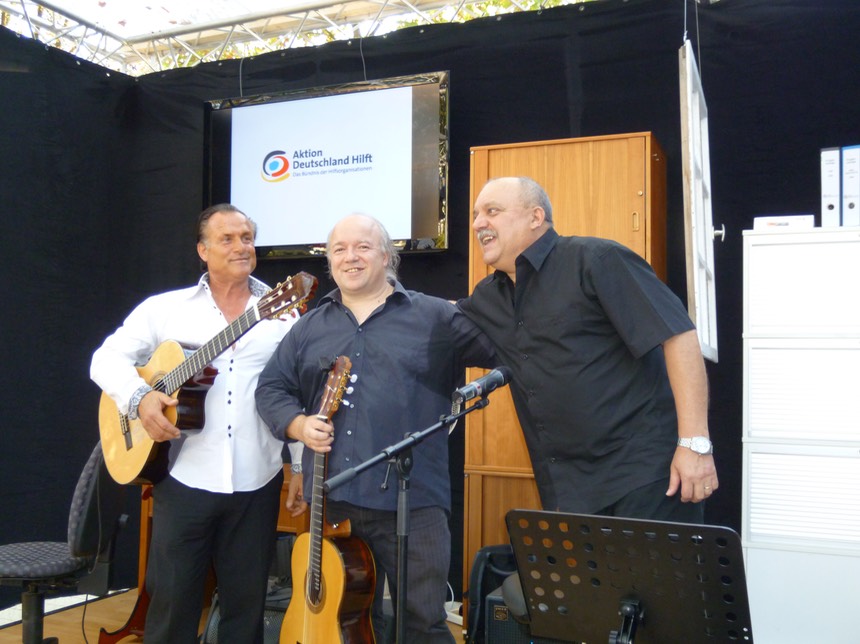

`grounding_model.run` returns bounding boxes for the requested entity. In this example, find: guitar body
[98,340,216,485]
[280,529,376,644]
